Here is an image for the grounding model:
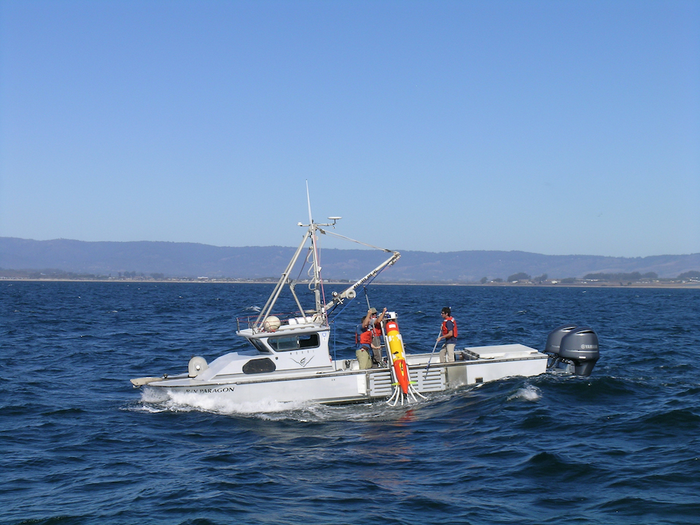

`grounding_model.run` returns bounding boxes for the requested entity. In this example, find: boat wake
[133,384,457,420]
[137,387,313,415]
